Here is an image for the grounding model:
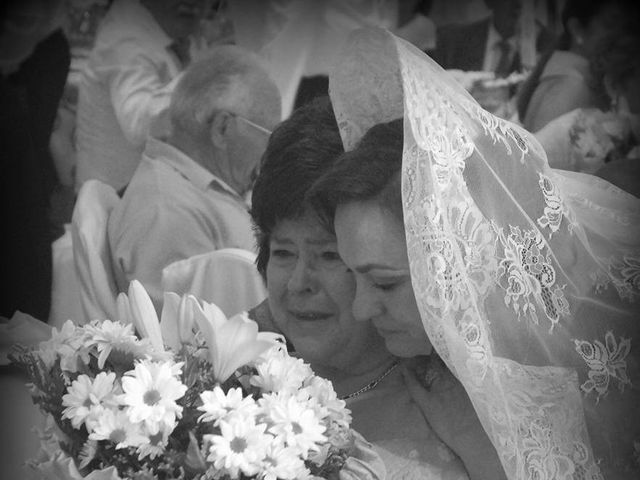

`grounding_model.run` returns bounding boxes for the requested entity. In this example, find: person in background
[108,45,281,311]
[517,0,636,132]
[308,26,640,477]
[48,83,78,236]
[592,30,640,195]
[428,0,554,77]
[292,0,437,110]
[75,0,208,193]
[1,0,69,321]
[536,27,640,188]
[249,97,501,479]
